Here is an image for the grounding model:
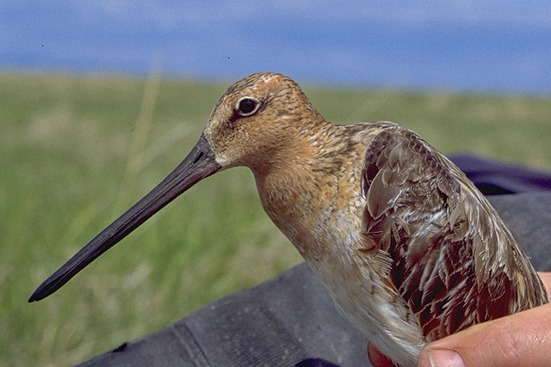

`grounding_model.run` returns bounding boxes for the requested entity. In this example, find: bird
[29,72,548,366]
